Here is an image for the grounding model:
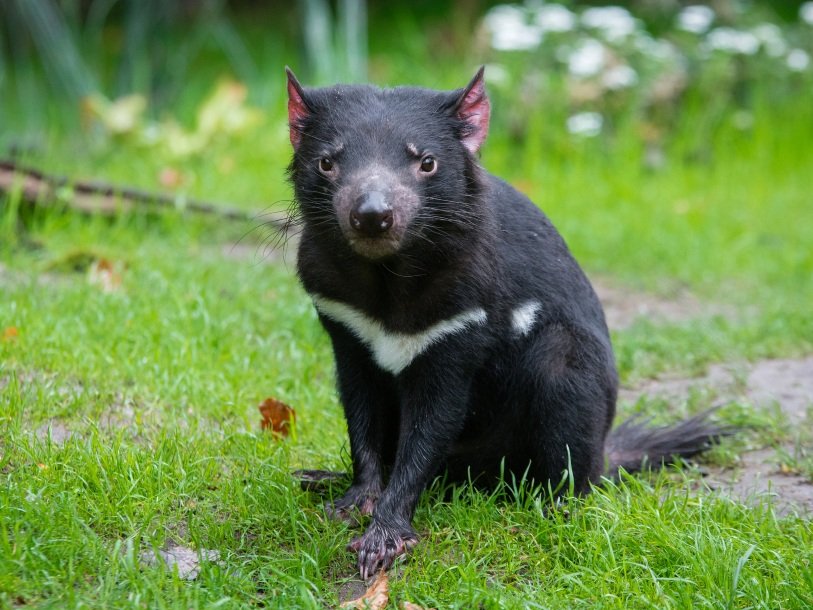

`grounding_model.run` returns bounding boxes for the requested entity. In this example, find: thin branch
[0,159,288,229]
